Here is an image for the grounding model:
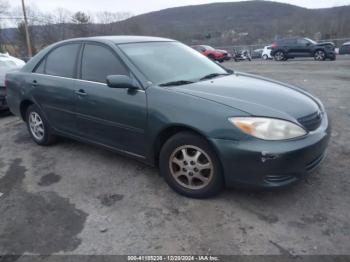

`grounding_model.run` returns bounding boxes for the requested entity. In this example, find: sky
[23,0,350,15]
